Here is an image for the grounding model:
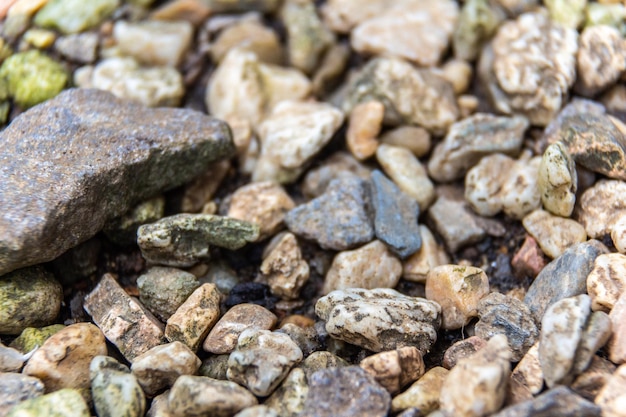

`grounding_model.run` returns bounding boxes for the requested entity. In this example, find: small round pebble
[360,346,425,394]
[380,126,431,158]
[90,355,146,417]
[346,100,384,160]
[442,336,487,370]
